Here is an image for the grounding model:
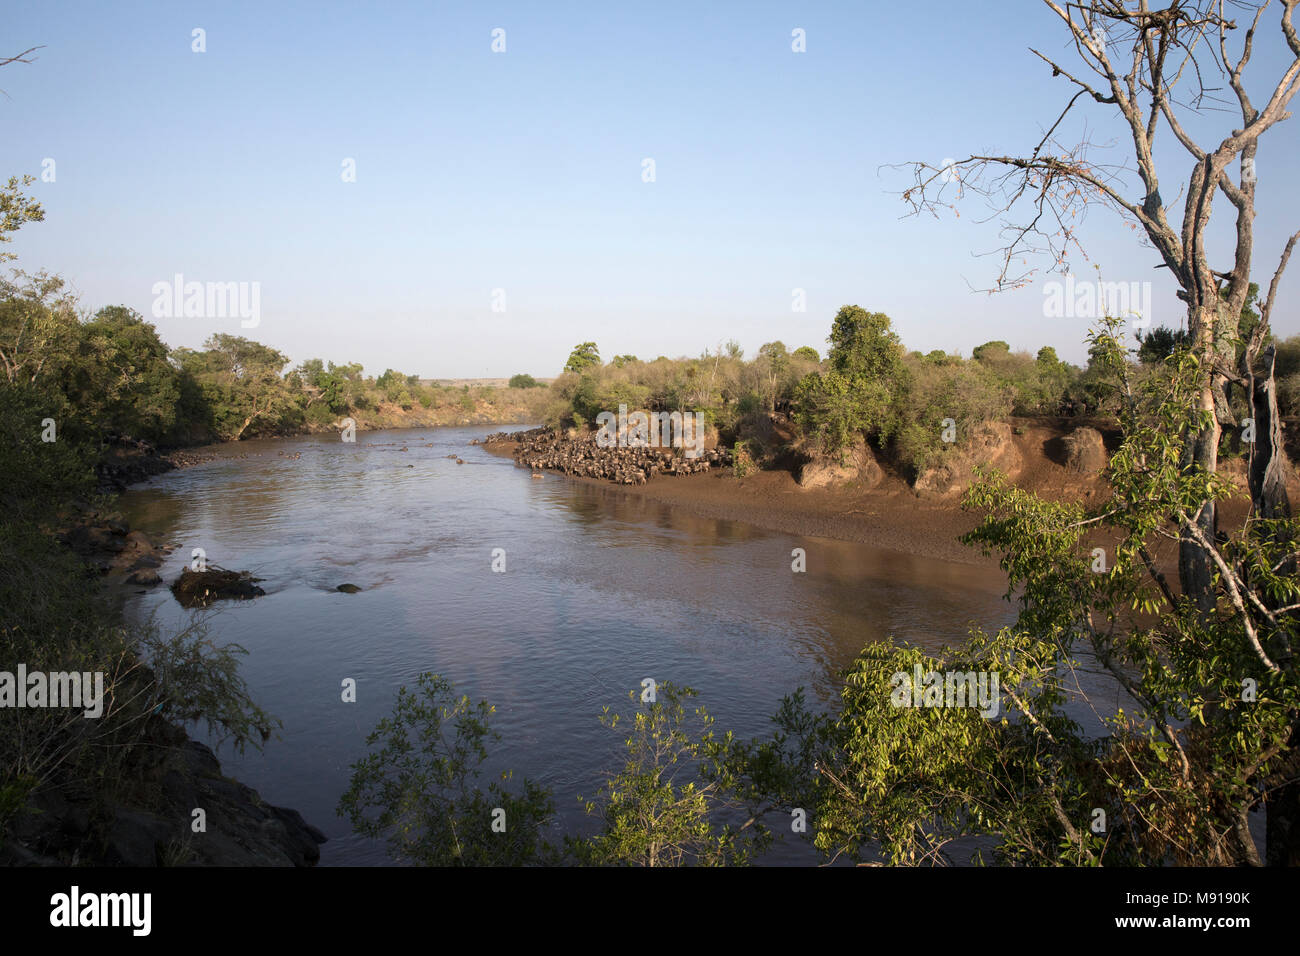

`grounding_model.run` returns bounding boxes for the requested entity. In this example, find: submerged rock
[171,567,266,608]
[335,583,362,593]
